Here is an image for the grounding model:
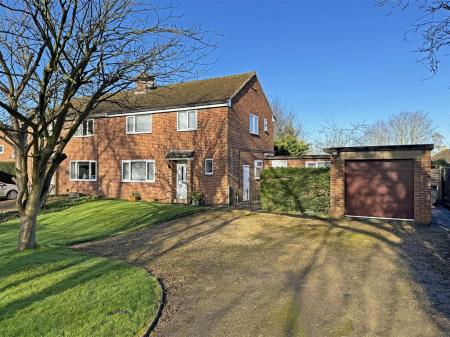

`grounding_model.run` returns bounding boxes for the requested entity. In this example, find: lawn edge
[66,206,210,247]
[138,275,167,337]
